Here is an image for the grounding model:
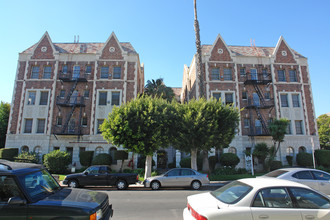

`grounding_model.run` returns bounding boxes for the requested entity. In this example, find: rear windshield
[211,181,252,204]
[264,170,288,177]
